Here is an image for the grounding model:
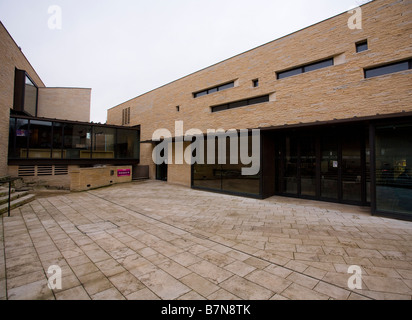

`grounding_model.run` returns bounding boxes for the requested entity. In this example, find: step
[0,194,36,215]
[0,191,29,206]
[0,187,15,197]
